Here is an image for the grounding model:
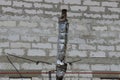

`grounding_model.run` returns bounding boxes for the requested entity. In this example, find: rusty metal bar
[56,9,69,80]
